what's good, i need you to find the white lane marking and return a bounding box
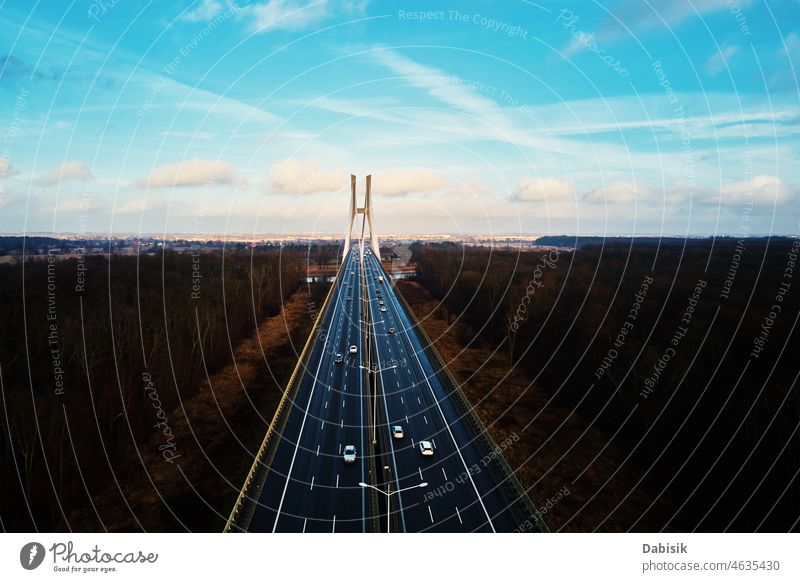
[310,476,315,491]
[402,320,498,533]
[405,415,409,423]
[411,438,415,446]
[400,396,404,404]
[432,439,436,449]
[424,416,428,425]
[338,443,342,454]
[418,467,423,480]
[428,506,434,523]
[332,515,336,532]
[324,401,328,409]
[336,474,340,488]
[320,421,324,430]
[417,397,421,404]
[456,507,462,524]
[442,468,448,480]
[316,445,320,456]
[340,419,343,428]
[272,253,350,532]
[342,400,346,408]
[303,518,307,533]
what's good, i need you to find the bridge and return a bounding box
[225,176,547,532]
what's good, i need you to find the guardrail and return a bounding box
[387,265,549,533]
[224,266,341,532]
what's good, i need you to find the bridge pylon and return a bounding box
[343,174,381,263]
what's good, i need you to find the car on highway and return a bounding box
[419,441,434,456]
[392,425,404,439]
[378,300,384,306]
[346,296,352,301]
[343,445,357,463]
[380,306,387,312]
[349,345,358,354]
[335,353,343,364]
[388,327,395,335]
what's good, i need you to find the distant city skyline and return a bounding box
[1,1,798,236]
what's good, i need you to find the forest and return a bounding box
[0,246,322,531]
[410,238,800,531]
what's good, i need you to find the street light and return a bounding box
[359,481,427,533]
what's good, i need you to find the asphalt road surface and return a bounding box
[243,246,535,532]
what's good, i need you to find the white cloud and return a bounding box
[514,178,574,202]
[0,158,20,178]
[716,175,796,206]
[268,158,347,193]
[372,167,450,196]
[564,0,754,55]
[579,175,797,207]
[238,0,366,33]
[583,181,647,204]
[134,158,238,188]
[35,161,92,185]
[182,0,224,22]
[705,46,738,76]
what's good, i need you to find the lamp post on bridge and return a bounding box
[359,480,427,533]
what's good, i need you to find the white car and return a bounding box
[392,425,404,439]
[380,306,387,312]
[343,445,357,463]
[335,353,343,364]
[349,345,358,354]
[419,441,434,456]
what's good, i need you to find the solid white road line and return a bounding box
[271,253,350,532]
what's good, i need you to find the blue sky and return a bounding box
[0,0,798,237]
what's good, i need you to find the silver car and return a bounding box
[392,425,404,439]
[419,441,434,456]
[343,445,357,463]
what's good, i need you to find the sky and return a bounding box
[0,0,798,237]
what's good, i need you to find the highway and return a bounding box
[362,251,526,532]
[247,247,368,532]
[233,245,542,533]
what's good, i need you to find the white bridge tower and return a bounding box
[343,174,381,262]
